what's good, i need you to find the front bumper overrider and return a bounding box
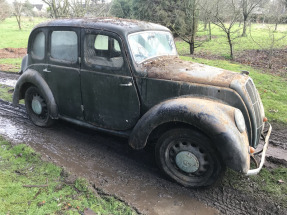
[246,122,272,176]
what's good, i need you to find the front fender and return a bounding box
[13,69,58,119]
[129,97,250,173]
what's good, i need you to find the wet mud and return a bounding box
[0,71,19,87]
[0,100,286,215]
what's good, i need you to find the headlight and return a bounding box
[234,109,246,133]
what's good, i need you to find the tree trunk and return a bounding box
[15,15,21,30]
[208,21,212,41]
[189,2,196,55]
[275,21,278,31]
[204,20,207,31]
[242,15,248,37]
[189,42,195,54]
[227,32,233,60]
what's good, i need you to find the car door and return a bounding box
[80,29,140,130]
[44,27,83,120]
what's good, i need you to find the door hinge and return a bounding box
[81,105,84,112]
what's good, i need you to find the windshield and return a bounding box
[128,31,177,64]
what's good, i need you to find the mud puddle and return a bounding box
[0,71,19,87]
[0,100,286,215]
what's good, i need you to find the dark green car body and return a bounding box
[13,18,271,187]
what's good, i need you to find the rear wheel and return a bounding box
[155,128,224,187]
[25,86,54,127]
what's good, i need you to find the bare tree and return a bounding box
[86,0,112,17]
[240,0,267,36]
[172,0,199,54]
[13,0,33,30]
[202,0,241,59]
[42,0,70,18]
[199,0,215,41]
[70,0,91,17]
[43,0,111,18]
[250,25,287,69]
[267,0,287,31]
[13,0,23,30]
[0,0,11,22]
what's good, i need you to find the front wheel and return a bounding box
[25,86,54,127]
[155,128,225,187]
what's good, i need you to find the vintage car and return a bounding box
[13,18,272,187]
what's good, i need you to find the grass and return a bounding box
[176,23,287,56]
[0,17,47,49]
[0,84,14,102]
[223,167,287,208]
[0,137,137,215]
[0,58,22,73]
[180,56,287,125]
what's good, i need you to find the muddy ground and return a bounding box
[0,48,26,72]
[0,48,26,59]
[0,72,287,215]
[187,48,287,77]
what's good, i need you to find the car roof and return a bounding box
[34,18,170,37]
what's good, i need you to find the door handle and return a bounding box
[119,82,132,87]
[43,68,51,73]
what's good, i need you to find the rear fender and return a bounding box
[129,97,250,173]
[13,69,58,119]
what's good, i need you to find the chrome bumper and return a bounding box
[246,122,272,176]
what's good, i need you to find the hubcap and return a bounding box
[31,96,43,115]
[175,151,199,173]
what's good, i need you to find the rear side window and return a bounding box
[32,32,45,59]
[51,31,78,62]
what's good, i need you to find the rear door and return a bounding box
[44,27,83,120]
[80,29,140,130]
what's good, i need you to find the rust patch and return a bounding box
[143,56,248,88]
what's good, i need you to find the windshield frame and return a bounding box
[127,30,178,64]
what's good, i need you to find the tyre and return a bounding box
[25,86,54,127]
[155,128,224,187]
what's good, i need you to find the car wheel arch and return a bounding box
[129,97,250,173]
[13,69,59,119]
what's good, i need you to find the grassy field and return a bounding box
[177,23,287,56]
[0,17,47,49]
[0,17,46,72]
[0,137,137,214]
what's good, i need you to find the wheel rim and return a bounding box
[30,93,48,119]
[32,95,43,115]
[168,139,211,177]
[175,151,199,173]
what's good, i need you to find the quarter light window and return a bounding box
[32,32,45,59]
[51,31,78,62]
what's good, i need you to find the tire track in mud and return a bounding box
[0,100,286,215]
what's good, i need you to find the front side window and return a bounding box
[128,31,177,64]
[51,31,78,62]
[32,31,45,59]
[84,33,123,69]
